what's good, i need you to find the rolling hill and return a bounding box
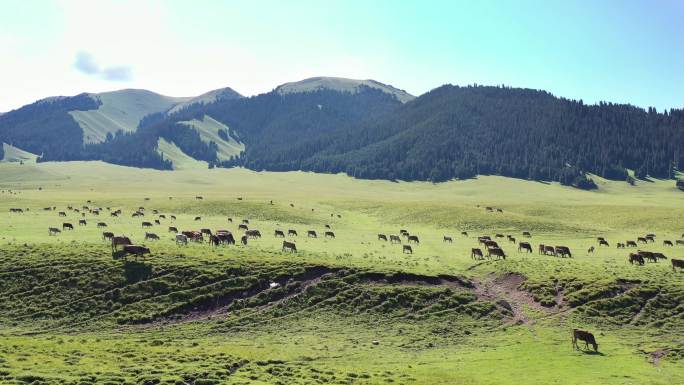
[70,89,190,143]
[0,78,682,188]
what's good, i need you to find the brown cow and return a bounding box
[78,219,87,226]
[599,240,609,247]
[487,247,506,260]
[168,226,178,233]
[461,231,469,237]
[538,244,545,255]
[97,222,107,228]
[390,235,401,244]
[141,221,152,228]
[518,242,532,253]
[522,231,531,238]
[63,223,74,230]
[122,245,150,258]
[408,235,420,244]
[555,246,572,258]
[403,245,413,254]
[238,224,249,231]
[637,237,648,244]
[194,216,202,221]
[663,240,673,246]
[484,240,499,249]
[111,236,132,250]
[209,235,221,246]
[49,227,61,236]
[629,253,645,265]
[443,236,453,243]
[544,245,555,256]
[626,240,637,247]
[145,232,159,241]
[572,329,598,352]
[274,230,285,238]
[288,229,298,237]
[201,228,212,236]
[59,211,66,217]
[308,230,317,238]
[241,235,248,245]
[378,234,388,241]
[677,240,684,246]
[282,240,297,253]
[471,248,483,260]
[246,230,262,239]
[325,231,335,238]
[672,259,684,271]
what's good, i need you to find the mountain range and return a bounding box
[1,77,682,188]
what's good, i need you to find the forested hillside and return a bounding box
[1,81,682,189]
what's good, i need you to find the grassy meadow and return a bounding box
[0,161,682,385]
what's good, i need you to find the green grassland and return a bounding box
[0,161,682,385]
[177,115,244,161]
[1,143,37,164]
[69,90,189,144]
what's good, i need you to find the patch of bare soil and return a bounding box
[648,349,668,366]
[473,272,553,326]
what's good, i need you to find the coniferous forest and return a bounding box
[1,84,682,189]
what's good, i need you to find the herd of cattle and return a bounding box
[6,202,684,270]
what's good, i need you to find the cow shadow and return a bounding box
[122,260,153,284]
[580,350,606,356]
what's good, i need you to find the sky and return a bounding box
[1,0,683,112]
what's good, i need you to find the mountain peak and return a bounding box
[275,76,415,103]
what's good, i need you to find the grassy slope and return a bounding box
[276,77,416,103]
[69,90,189,144]
[156,138,208,170]
[168,87,243,114]
[0,161,682,385]
[178,115,244,161]
[1,143,38,163]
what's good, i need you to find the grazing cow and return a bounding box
[102,231,114,240]
[616,243,625,249]
[677,240,684,246]
[209,235,221,246]
[242,219,249,224]
[572,329,598,352]
[175,234,188,245]
[509,237,516,244]
[59,211,66,217]
[672,259,684,271]
[111,236,132,251]
[63,223,74,230]
[170,215,176,221]
[97,222,107,228]
[288,229,298,237]
[443,236,453,243]
[141,221,152,228]
[487,247,506,260]
[555,246,572,258]
[495,234,504,238]
[461,231,469,237]
[522,231,531,238]
[629,253,645,265]
[597,237,605,242]
[599,240,609,247]
[154,219,160,225]
[544,245,556,256]
[48,227,61,236]
[217,232,235,245]
[403,245,413,254]
[168,226,178,233]
[241,235,248,245]
[325,224,331,229]
[408,235,420,244]
[308,230,317,238]
[626,240,637,247]
[111,212,119,217]
[78,219,87,226]
[390,235,401,244]
[637,237,648,244]
[282,240,297,253]
[246,230,262,239]
[325,231,335,238]
[145,232,159,241]
[122,245,151,258]
[201,228,212,236]
[274,230,285,238]
[518,242,532,253]
[663,240,673,247]
[238,224,248,231]
[194,216,202,221]
[159,214,166,219]
[496,208,503,213]
[471,248,483,260]
[645,235,655,243]
[588,246,595,253]
[378,234,388,241]
[484,240,499,249]
[227,217,233,223]
[485,207,493,212]
[196,196,203,200]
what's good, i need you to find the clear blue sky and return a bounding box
[1,0,682,111]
